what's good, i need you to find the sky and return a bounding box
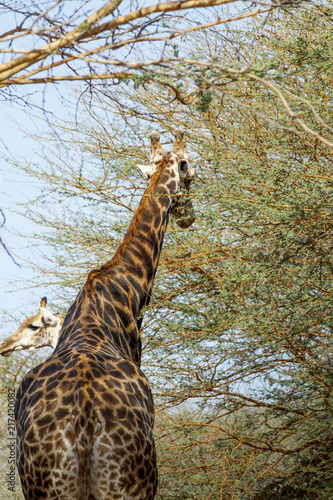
[0,89,53,337]
[0,3,105,340]
[0,1,115,339]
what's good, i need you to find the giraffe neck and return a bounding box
[57,156,176,365]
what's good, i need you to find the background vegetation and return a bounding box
[1,1,333,499]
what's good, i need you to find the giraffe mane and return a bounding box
[85,154,169,287]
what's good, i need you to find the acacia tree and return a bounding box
[0,0,286,264]
[2,2,333,500]
[0,0,275,91]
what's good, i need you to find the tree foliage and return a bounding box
[2,2,333,499]
[0,0,276,94]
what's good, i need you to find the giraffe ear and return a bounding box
[187,166,196,180]
[41,312,58,328]
[137,164,155,180]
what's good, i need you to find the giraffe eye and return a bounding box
[178,160,188,172]
[28,324,40,331]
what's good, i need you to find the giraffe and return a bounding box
[0,297,64,357]
[14,128,195,500]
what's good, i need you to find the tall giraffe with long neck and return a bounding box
[14,129,195,500]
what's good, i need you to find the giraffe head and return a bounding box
[0,297,64,357]
[138,128,195,228]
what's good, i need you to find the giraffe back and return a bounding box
[15,344,157,499]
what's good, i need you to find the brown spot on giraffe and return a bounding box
[10,129,195,500]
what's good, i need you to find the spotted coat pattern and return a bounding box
[14,129,195,500]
